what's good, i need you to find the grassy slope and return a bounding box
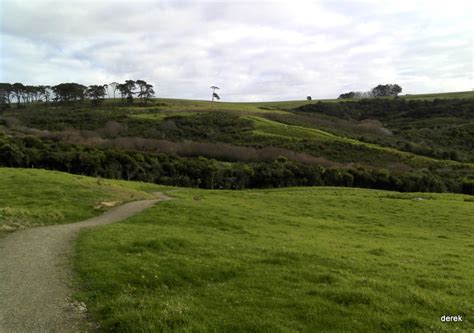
[104,90,474,113]
[75,186,474,332]
[122,95,474,170]
[0,168,166,235]
[116,99,292,115]
[247,115,474,170]
[145,91,474,108]
[400,91,474,100]
[5,90,473,168]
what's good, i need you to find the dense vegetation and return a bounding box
[0,80,155,109]
[75,187,474,332]
[338,83,402,99]
[1,133,473,194]
[1,92,473,194]
[289,97,474,162]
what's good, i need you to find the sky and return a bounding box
[0,0,472,101]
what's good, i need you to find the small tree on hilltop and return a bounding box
[210,86,220,102]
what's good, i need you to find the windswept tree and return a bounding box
[87,84,107,106]
[0,83,12,109]
[136,80,147,101]
[11,83,25,108]
[116,83,125,102]
[136,80,155,104]
[210,85,220,102]
[23,85,38,104]
[124,80,136,104]
[37,85,52,105]
[115,80,136,104]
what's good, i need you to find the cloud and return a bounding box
[0,0,472,101]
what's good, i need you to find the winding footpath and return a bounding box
[0,193,170,333]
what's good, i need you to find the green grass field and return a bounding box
[75,186,474,332]
[0,168,165,236]
[400,91,474,100]
[101,90,474,114]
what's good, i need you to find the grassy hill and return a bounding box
[0,168,165,237]
[1,168,472,331]
[73,183,473,332]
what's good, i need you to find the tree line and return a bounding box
[1,134,472,194]
[338,84,402,99]
[0,80,155,109]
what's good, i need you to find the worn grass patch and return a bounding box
[0,167,167,235]
[75,187,474,332]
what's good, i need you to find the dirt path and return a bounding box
[0,193,171,333]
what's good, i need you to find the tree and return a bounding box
[52,83,87,104]
[306,96,312,100]
[87,85,107,106]
[136,80,155,104]
[37,85,52,105]
[23,85,38,104]
[11,83,25,108]
[338,91,357,99]
[123,80,136,104]
[116,83,127,103]
[0,83,12,109]
[371,84,402,97]
[210,86,220,102]
[391,84,402,96]
[109,82,119,99]
[338,90,374,99]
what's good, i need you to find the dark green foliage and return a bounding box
[135,80,155,104]
[11,83,25,107]
[294,98,474,162]
[9,108,124,131]
[86,85,107,106]
[0,83,12,110]
[0,134,470,194]
[338,91,357,99]
[296,98,473,121]
[52,83,87,104]
[371,83,402,97]
[168,112,253,141]
[1,89,472,194]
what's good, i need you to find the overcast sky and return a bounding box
[1,0,472,101]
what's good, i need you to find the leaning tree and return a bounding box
[136,80,155,104]
[210,85,220,102]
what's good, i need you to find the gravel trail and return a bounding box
[0,194,170,333]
